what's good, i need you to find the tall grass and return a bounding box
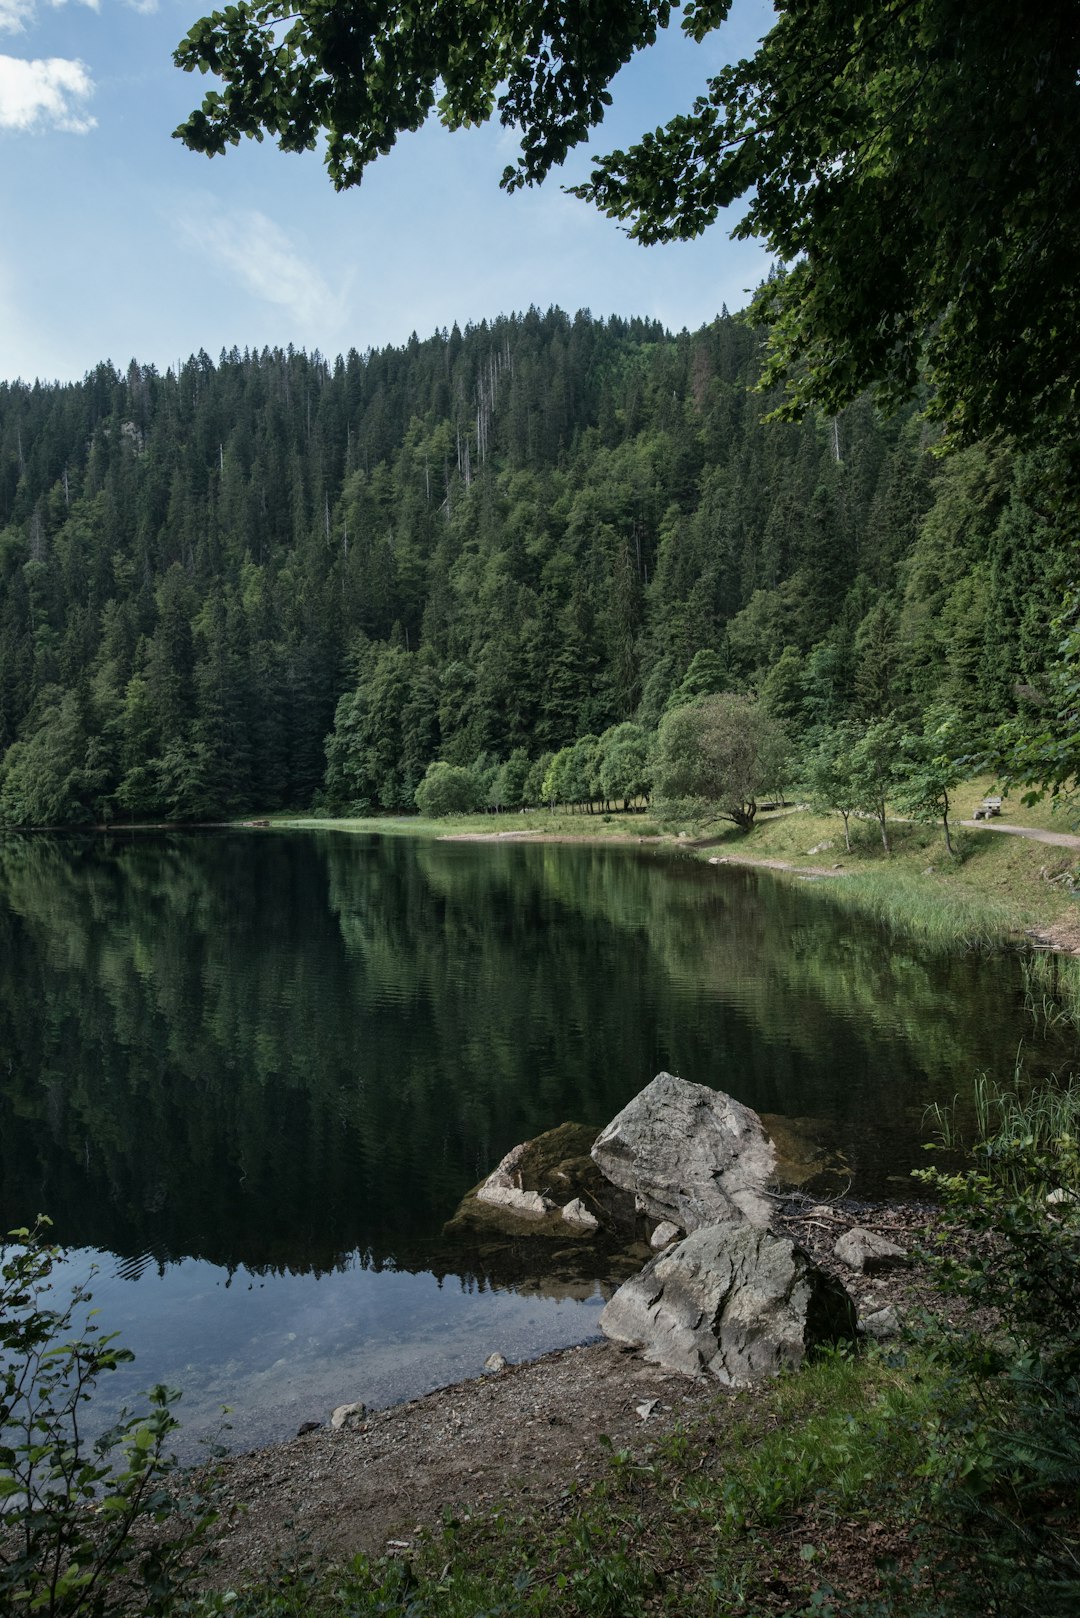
[1021,951,1080,1034]
[813,867,1019,950]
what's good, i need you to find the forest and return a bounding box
[0,305,1070,826]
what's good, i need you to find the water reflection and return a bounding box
[0,830,1065,1273]
[0,829,1068,1446]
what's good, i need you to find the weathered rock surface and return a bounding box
[599,1219,857,1385]
[330,1401,367,1431]
[649,1219,681,1250]
[475,1141,556,1218]
[858,1305,902,1341]
[439,1122,650,1293]
[591,1072,777,1231]
[475,1182,552,1218]
[834,1226,908,1275]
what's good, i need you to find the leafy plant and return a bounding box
[915,1077,1080,1615]
[0,1219,217,1617]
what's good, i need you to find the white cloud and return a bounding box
[175,204,349,332]
[0,0,99,32]
[0,0,35,31]
[0,53,95,131]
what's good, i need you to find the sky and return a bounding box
[0,0,775,384]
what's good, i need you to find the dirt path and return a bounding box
[959,820,1080,848]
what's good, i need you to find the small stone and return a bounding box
[834,1226,908,1274]
[1046,1187,1075,1206]
[650,1219,681,1250]
[859,1305,901,1341]
[330,1400,367,1431]
[636,1398,660,1420]
[296,1420,322,1436]
[561,1197,599,1230]
[484,1352,507,1374]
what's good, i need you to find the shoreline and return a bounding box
[199,1193,936,1590]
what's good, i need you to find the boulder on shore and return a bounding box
[599,1219,857,1385]
[591,1072,777,1232]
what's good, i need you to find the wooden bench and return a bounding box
[972,797,1002,820]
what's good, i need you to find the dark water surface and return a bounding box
[0,830,1063,1452]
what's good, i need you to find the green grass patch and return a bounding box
[701,802,1080,949]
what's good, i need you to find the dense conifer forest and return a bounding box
[0,307,1069,825]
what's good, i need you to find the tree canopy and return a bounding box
[173,0,1080,447]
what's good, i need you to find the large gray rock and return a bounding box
[599,1220,857,1386]
[591,1073,777,1231]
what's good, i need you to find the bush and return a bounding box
[0,1220,217,1616]
[914,1077,1080,1616]
[413,762,481,817]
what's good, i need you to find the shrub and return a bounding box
[413,762,481,817]
[0,1219,217,1616]
[915,1077,1080,1615]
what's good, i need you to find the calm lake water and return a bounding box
[0,829,1068,1454]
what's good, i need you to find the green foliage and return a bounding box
[801,721,863,852]
[998,591,1080,817]
[0,319,1071,829]
[915,1077,1080,1615]
[175,3,1080,451]
[0,1220,217,1617]
[414,761,481,818]
[848,718,904,852]
[895,708,966,856]
[654,692,789,830]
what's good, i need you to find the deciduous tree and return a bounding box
[654,691,788,830]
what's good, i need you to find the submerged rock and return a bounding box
[599,1219,857,1385]
[591,1072,777,1231]
[438,1121,648,1293]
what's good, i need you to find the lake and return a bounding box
[0,829,1065,1455]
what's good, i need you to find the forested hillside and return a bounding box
[0,307,1069,825]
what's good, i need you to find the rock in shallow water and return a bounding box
[599,1219,857,1385]
[591,1072,777,1231]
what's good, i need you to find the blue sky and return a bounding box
[0,0,774,384]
